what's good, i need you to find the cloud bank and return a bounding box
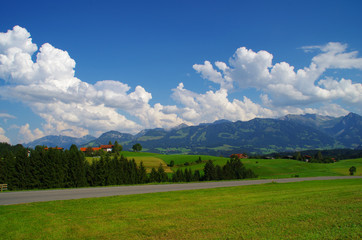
[0,26,186,142]
[0,127,10,143]
[0,26,361,143]
[193,43,362,107]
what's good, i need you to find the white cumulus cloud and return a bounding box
[192,42,362,111]
[0,127,11,143]
[0,26,189,141]
[171,82,275,124]
[0,113,16,119]
[18,124,44,143]
[0,26,361,144]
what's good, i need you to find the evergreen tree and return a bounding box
[215,165,223,180]
[66,145,87,187]
[295,152,302,161]
[0,152,16,190]
[129,159,138,184]
[14,148,29,189]
[149,168,158,182]
[193,170,201,181]
[184,168,193,182]
[203,160,216,181]
[95,156,106,186]
[169,160,175,167]
[117,155,127,184]
[157,164,168,182]
[86,159,97,186]
[315,151,323,162]
[138,161,148,183]
[172,168,185,182]
[112,141,123,155]
[104,154,112,185]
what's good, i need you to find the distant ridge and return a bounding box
[25,113,362,154]
[24,135,96,149]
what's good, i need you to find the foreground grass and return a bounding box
[0,179,361,239]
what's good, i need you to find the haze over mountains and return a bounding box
[24,113,362,155]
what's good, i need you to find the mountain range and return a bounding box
[24,135,96,149]
[24,113,362,155]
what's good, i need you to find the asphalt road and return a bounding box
[1,176,361,205]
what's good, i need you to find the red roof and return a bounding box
[80,147,102,152]
[230,153,248,159]
[100,145,114,149]
[44,147,63,150]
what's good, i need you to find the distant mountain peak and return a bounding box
[213,119,231,124]
[24,112,362,153]
[169,123,189,131]
[346,112,360,118]
[24,134,96,149]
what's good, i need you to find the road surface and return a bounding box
[0,176,361,205]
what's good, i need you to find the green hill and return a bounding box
[98,151,362,179]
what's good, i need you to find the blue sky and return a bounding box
[0,0,362,144]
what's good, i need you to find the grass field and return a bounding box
[87,152,362,178]
[0,179,361,239]
[176,157,362,178]
[131,157,173,173]
[244,158,362,178]
[120,151,227,165]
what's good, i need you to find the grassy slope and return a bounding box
[0,179,361,239]
[244,158,362,178]
[120,151,227,165]
[88,152,362,178]
[175,157,362,178]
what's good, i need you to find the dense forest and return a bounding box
[0,143,256,190]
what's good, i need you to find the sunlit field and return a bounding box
[1,179,361,239]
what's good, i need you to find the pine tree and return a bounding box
[157,164,168,182]
[295,152,302,161]
[65,145,87,188]
[149,168,158,182]
[215,165,223,180]
[112,141,122,155]
[193,170,201,181]
[184,168,193,182]
[138,161,148,183]
[203,160,216,181]
[315,151,323,162]
[172,168,184,182]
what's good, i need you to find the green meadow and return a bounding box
[0,179,361,239]
[87,151,362,178]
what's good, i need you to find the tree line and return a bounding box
[0,143,256,190]
[264,148,362,162]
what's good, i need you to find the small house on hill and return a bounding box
[303,155,312,162]
[100,145,114,152]
[230,153,248,159]
[80,147,102,153]
[44,147,64,151]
